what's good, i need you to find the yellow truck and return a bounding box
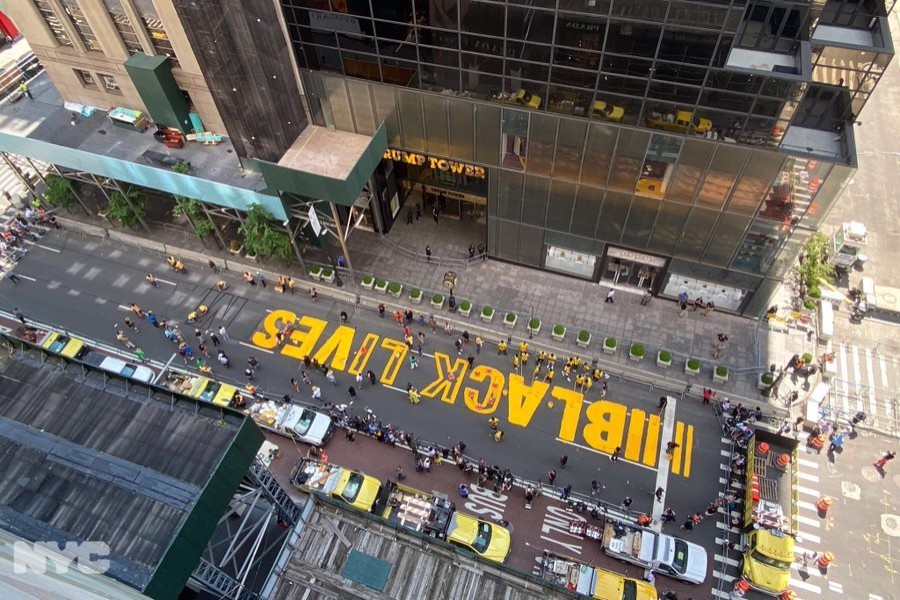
[165,371,237,407]
[539,551,658,600]
[741,430,799,596]
[374,481,512,563]
[40,332,88,359]
[291,458,382,512]
[645,110,712,135]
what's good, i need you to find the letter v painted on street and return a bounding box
[420,352,468,404]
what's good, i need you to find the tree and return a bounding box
[173,196,215,239]
[43,174,77,210]
[107,185,145,229]
[797,232,833,294]
[239,203,292,261]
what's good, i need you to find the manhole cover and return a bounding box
[882,514,900,537]
[841,481,861,500]
[862,466,883,482]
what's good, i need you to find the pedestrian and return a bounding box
[681,518,695,531]
[467,355,475,368]
[623,496,633,508]
[348,386,357,402]
[547,469,557,485]
[301,371,311,386]
[208,259,219,273]
[454,338,462,355]
[145,273,159,288]
[559,454,568,468]
[367,370,377,385]
[311,385,322,401]
[713,333,729,359]
[244,367,255,381]
[605,289,615,303]
[290,377,300,392]
[345,428,355,443]
[703,387,715,405]
[248,356,259,370]
[218,326,229,342]
[478,243,485,260]
[146,311,159,328]
[123,317,140,332]
[654,487,665,502]
[591,480,603,495]
[679,299,688,317]
[610,446,621,462]
[19,82,33,100]
[640,290,652,306]
[704,301,715,316]
[874,450,896,470]
[425,244,432,262]
[209,331,220,347]
[13,307,26,324]
[217,351,230,368]
[340,310,348,324]
[827,432,845,454]
[355,372,364,388]
[662,508,676,523]
[130,303,145,318]
[309,287,318,302]
[257,271,266,287]
[326,369,337,386]
[378,303,385,318]
[561,484,572,500]
[135,348,145,363]
[658,396,668,414]
[432,207,439,224]
[409,354,418,370]
[666,441,680,456]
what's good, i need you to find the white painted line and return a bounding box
[714,554,741,568]
[798,485,820,497]
[870,593,884,600]
[829,581,843,592]
[650,397,677,524]
[852,345,864,412]
[798,471,819,483]
[36,244,60,253]
[555,437,657,472]
[711,589,731,599]
[798,500,818,512]
[720,436,732,444]
[713,570,735,582]
[788,577,821,594]
[798,457,819,470]
[239,341,273,354]
[118,304,131,311]
[865,348,878,416]
[13,273,36,281]
[797,515,821,528]
[721,449,733,458]
[839,343,850,413]
[797,530,820,544]
[156,278,176,286]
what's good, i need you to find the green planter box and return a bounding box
[459,300,472,317]
[685,358,701,376]
[551,325,566,342]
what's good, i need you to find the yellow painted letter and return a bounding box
[251,309,296,350]
[421,352,469,404]
[506,374,549,428]
[581,400,627,453]
[552,386,584,442]
[379,338,408,386]
[312,325,355,371]
[464,366,505,414]
[282,315,327,361]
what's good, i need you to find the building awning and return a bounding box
[257,124,387,206]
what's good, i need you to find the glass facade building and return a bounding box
[277,0,893,316]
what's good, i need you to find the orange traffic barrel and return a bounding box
[816,496,834,514]
[776,453,791,468]
[780,591,797,600]
[809,434,825,450]
[817,552,835,568]
[758,442,770,455]
[733,579,751,593]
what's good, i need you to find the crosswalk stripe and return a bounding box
[714,553,741,567]
[789,577,822,594]
[797,529,820,544]
[713,569,735,582]
[797,514,821,528]
[838,343,850,412]
[865,348,878,415]
[798,457,819,469]
[711,589,731,599]
[798,484,819,497]
[798,500,817,512]
[798,471,819,483]
[852,345,864,412]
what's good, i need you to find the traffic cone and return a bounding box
[779,590,797,600]
[816,551,835,570]
[816,496,834,517]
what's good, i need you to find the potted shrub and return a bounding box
[308,265,322,280]
[320,267,335,284]
[685,358,701,375]
[481,306,495,323]
[431,293,445,309]
[361,275,375,290]
[551,324,566,342]
[758,371,775,391]
[459,300,472,317]
[603,337,617,355]
[629,343,645,362]
[387,281,402,298]
[409,288,422,304]
[527,318,541,335]
[504,312,517,329]
[801,352,814,365]
[228,239,244,256]
[374,279,388,294]
[657,350,672,368]
[577,330,591,348]
[713,365,729,383]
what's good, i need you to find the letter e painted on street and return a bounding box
[581,400,627,453]
[464,365,505,414]
[282,315,327,361]
[506,374,548,428]
[251,309,296,350]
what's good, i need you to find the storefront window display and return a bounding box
[662,274,748,312]
[545,245,598,279]
[601,246,667,290]
[389,149,488,221]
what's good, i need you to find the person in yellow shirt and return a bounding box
[519,341,529,354]
[575,374,585,391]
[513,353,520,371]
[548,353,557,368]
[585,377,593,394]
[498,340,508,355]
[533,364,541,382]
[562,364,571,381]
[544,368,555,383]
[521,351,529,366]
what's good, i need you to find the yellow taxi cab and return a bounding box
[445,512,512,564]
[42,332,87,359]
[592,100,625,123]
[592,568,658,600]
[333,469,382,512]
[741,530,793,594]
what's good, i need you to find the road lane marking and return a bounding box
[798,457,819,469]
[797,515,821,528]
[865,348,877,416]
[239,341,273,354]
[651,397,676,524]
[852,344,863,412]
[555,438,657,472]
[839,343,850,412]
[798,471,819,483]
[36,244,61,253]
[13,274,36,281]
[714,554,740,568]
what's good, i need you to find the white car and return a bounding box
[281,406,334,446]
[652,535,708,585]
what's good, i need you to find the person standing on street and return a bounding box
[610,446,621,462]
[559,454,568,468]
[19,82,33,100]
[605,289,615,303]
[547,469,557,485]
[218,325,229,342]
[425,245,432,262]
[14,307,26,324]
[874,450,896,471]
[432,207,439,224]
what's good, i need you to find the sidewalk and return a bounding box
[41,208,815,413]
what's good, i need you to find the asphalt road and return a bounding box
[0,230,732,594]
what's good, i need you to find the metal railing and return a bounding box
[376,233,485,269]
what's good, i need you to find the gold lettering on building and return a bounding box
[384,149,485,179]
